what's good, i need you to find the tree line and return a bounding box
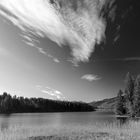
[0,92,94,113]
[115,73,140,117]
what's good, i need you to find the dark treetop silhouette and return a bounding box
[0,92,94,114]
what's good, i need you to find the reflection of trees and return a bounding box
[0,114,11,131]
[116,116,140,126]
[116,117,128,125]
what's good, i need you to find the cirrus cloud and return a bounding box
[0,0,116,63]
[36,85,65,100]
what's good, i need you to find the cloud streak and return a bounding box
[123,57,140,61]
[81,74,101,82]
[96,57,140,62]
[22,34,60,63]
[0,0,116,63]
[36,85,65,100]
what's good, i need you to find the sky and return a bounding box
[0,0,139,102]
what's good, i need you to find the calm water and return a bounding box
[0,111,125,130]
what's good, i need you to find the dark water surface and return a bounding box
[0,111,126,130]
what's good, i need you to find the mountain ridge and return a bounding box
[89,96,118,110]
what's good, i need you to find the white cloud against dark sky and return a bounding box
[0,0,116,63]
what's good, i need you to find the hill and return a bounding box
[90,97,118,111]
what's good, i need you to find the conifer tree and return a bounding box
[124,72,135,116]
[115,90,126,115]
[133,75,140,116]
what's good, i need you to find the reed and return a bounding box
[0,121,140,140]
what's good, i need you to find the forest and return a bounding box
[0,92,94,113]
[115,73,140,117]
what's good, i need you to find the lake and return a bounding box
[0,111,127,131]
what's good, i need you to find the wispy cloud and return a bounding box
[36,85,65,100]
[123,57,140,61]
[22,34,47,55]
[0,0,116,64]
[33,47,60,63]
[81,74,101,82]
[22,35,60,63]
[94,57,140,62]
[53,58,60,63]
[47,54,60,63]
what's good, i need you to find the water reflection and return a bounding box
[0,114,11,131]
[116,116,140,126]
[116,117,129,125]
[0,111,140,130]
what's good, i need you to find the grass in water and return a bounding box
[0,121,140,140]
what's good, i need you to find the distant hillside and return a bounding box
[90,97,118,110]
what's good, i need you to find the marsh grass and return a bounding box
[0,121,140,140]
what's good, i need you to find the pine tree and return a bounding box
[124,72,135,116]
[115,90,126,115]
[133,75,140,116]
